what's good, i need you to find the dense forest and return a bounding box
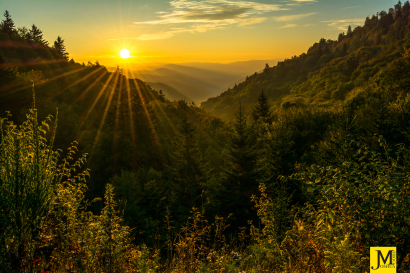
[1,1,410,272]
[202,1,410,121]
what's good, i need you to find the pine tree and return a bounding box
[347,25,352,34]
[252,90,273,123]
[53,36,69,60]
[169,101,206,210]
[264,63,269,73]
[219,103,258,225]
[0,10,15,35]
[29,24,48,45]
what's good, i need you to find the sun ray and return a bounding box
[57,66,106,102]
[35,67,107,109]
[67,68,108,106]
[77,71,116,131]
[124,75,137,169]
[0,66,88,98]
[126,63,179,137]
[112,69,124,173]
[89,69,120,161]
[127,65,160,144]
[125,73,136,145]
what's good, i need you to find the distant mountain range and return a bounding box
[146,82,192,102]
[107,59,282,103]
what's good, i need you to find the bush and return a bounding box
[0,95,157,272]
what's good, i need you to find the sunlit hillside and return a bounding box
[202,5,410,120]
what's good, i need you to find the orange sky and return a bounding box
[2,0,400,66]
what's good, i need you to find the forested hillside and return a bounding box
[202,1,410,120]
[1,2,410,272]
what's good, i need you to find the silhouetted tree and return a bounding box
[0,10,15,35]
[338,32,345,42]
[264,63,269,73]
[395,1,402,18]
[30,24,48,45]
[53,36,69,60]
[347,25,352,35]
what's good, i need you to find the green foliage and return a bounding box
[3,2,410,272]
[0,98,154,272]
[299,137,410,269]
[202,2,410,120]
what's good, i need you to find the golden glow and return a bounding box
[120,49,130,59]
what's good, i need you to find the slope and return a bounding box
[201,2,410,120]
[147,81,192,102]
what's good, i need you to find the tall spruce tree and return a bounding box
[29,24,48,45]
[252,90,273,123]
[53,36,69,60]
[219,103,258,226]
[0,10,15,35]
[169,100,206,211]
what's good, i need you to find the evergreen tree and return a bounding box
[347,25,352,34]
[169,101,206,210]
[17,26,31,41]
[338,32,345,42]
[53,36,69,60]
[0,10,15,35]
[29,24,48,45]
[264,63,269,73]
[252,90,273,123]
[219,103,258,225]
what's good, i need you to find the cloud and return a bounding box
[138,32,177,40]
[238,17,267,26]
[323,18,364,30]
[273,12,317,22]
[110,0,316,40]
[127,0,290,40]
[133,0,286,25]
[279,24,297,28]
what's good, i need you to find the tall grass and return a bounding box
[0,86,146,272]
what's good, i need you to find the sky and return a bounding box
[1,0,400,66]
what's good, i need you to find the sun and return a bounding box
[120,49,130,59]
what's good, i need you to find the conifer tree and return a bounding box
[0,10,15,35]
[52,36,69,60]
[169,101,205,210]
[347,25,352,34]
[264,63,269,73]
[227,103,257,185]
[219,103,258,224]
[29,24,48,45]
[252,90,273,123]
